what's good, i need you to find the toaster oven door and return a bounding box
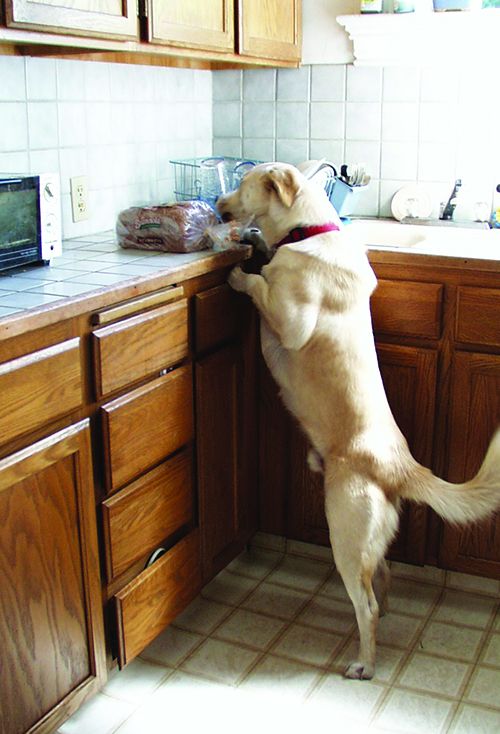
[0,176,41,272]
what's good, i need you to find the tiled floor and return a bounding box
[59,534,500,734]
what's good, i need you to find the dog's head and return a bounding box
[217,162,303,228]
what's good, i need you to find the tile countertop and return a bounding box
[0,232,252,339]
[1,227,499,338]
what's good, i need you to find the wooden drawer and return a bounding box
[194,284,239,353]
[0,338,82,446]
[371,279,443,339]
[102,449,194,580]
[115,529,201,667]
[455,286,500,348]
[92,298,188,398]
[101,365,194,492]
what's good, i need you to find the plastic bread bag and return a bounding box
[202,219,254,251]
[116,201,218,253]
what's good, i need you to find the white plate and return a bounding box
[391,185,432,221]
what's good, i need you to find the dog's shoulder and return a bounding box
[270,231,377,296]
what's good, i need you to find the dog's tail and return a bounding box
[400,428,500,525]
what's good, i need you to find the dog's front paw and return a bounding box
[343,661,375,680]
[228,265,247,292]
[307,449,324,474]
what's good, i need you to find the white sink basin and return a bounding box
[347,219,427,248]
[347,218,499,256]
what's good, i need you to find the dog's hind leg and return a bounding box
[372,559,391,617]
[324,464,399,680]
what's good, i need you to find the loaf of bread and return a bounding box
[116,201,218,253]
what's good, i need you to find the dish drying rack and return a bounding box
[170,156,369,218]
[170,156,261,208]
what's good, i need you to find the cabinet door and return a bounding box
[377,344,438,564]
[0,421,105,734]
[238,0,301,62]
[440,352,500,578]
[148,0,234,51]
[286,343,438,560]
[4,0,138,39]
[288,419,329,545]
[196,343,257,582]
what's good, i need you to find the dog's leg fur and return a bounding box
[228,266,319,351]
[324,462,399,679]
[372,559,391,617]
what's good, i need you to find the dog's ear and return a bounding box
[265,167,301,208]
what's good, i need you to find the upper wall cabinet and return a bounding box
[3,0,138,39]
[1,0,302,66]
[238,0,301,62]
[147,0,234,52]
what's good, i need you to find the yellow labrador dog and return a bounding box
[217,162,500,680]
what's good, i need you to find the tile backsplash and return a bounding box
[0,56,212,238]
[213,65,499,222]
[1,56,498,236]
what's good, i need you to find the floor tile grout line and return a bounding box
[364,583,449,729]
[231,559,333,690]
[447,601,500,729]
[95,542,500,734]
[168,549,310,686]
[103,665,178,734]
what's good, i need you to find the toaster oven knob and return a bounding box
[44,182,55,200]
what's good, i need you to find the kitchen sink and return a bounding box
[347,218,498,252]
[347,219,427,248]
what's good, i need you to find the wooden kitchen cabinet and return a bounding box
[100,366,194,493]
[436,285,500,576]
[370,265,500,577]
[0,421,106,734]
[194,284,258,582]
[92,295,188,399]
[115,529,201,667]
[92,288,201,668]
[0,336,83,447]
[259,260,500,580]
[147,0,234,52]
[238,0,302,62]
[0,250,254,729]
[1,0,301,66]
[376,343,437,564]
[3,0,138,39]
[439,352,500,577]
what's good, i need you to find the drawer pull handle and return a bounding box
[93,285,184,325]
[145,547,167,568]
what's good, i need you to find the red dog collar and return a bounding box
[274,222,340,248]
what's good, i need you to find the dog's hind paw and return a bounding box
[343,661,375,680]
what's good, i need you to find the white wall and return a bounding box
[212,64,498,221]
[0,56,212,238]
[301,0,356,64]
[1,44,497,235]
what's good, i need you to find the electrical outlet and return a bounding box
[70,176,89,222]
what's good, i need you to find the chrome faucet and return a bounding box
[440,179,462,220]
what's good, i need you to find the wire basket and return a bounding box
[170,156,261,208]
